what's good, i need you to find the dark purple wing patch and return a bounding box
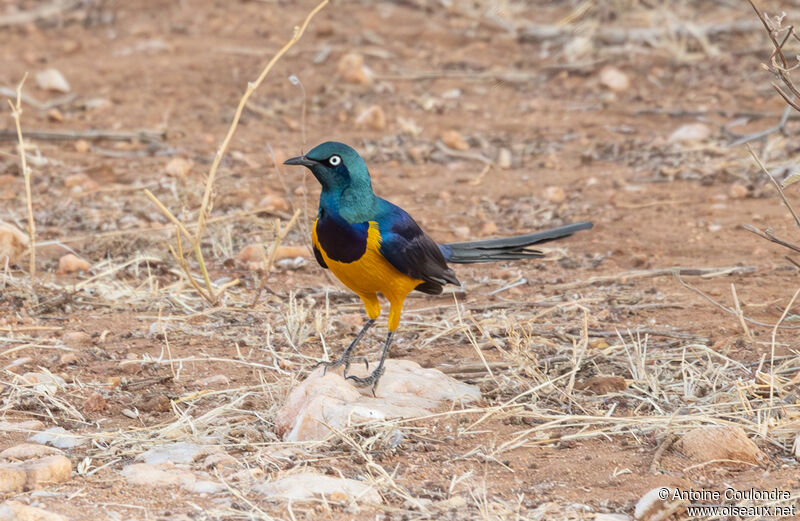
[315,211,369,263]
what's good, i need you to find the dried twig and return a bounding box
[0,128,165,143]
[5,75,36,277]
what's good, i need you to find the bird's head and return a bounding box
[284,142,373,195]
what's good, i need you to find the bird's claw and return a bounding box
[345,365,385,397]
[315,355,370,377]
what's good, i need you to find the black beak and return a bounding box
[284,156,318,168]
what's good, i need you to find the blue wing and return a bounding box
[376,200,460,294]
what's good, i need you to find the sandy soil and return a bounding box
[1,0,799,519]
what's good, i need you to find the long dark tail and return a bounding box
[438,221,593,264]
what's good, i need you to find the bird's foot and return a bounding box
[346,365,385,397]
[315,355,369,377]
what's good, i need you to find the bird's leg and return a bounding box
[316,319,375,376]
[346,330,393,396]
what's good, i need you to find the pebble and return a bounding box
[29,427,86,449]
[576,375,627,395]
[56,254,90,275]
[0,500,67,521]
[337,53,373,85]
[0,444,71,492]
[668,123,711,143]
[273,245,310,261]
[355,105,386,130]
[677,425,767,466]
[275,359,480,442]
[497,148,512,169]
[441,130,469,151]
[599,66,630,92]
[258,193,290,213]
[63,173,98,193]
[121,463,222,494]
[62,331,92,346]
[35,69,70,93]
[82,392,107,413]
[164,158,193,178]
[0,221,29,267]
[728,183,749,199]
[255,471,382,504]
[543,186,567,204]
[195,374,230,387]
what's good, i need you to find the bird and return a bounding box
[284,142,592,393]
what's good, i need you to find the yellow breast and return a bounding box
[312,220,422,303]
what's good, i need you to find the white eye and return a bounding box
[328,155,342,166]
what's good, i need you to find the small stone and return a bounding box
[273,245,310,261]
[275,360,480,442]
[136,394,171,413]
[668,123,711,143]
[480,221,498,235]
[58,353,77,365]
[29,427,85,449]
[355,105,386,130]
[121,463,222,493]
[497,148,512,169]
[35,69,70,93]
[337,53,373,85]
[441,130,469,151]
[255,471,382,504]
[576,375,626,395]
[46,109,63,122]
[599,66,630,92]
[74,140,90,153]
[0,444,63,461]
[121,408,138,419]
[0,421,43,434]
[63,173,98,193]
[56,254,90,275]
[0,500,67,521]
[138,442,218,465]
[258,193,290,213]
[589,338,609,349]
[729,183,748,199]
[0,467,26,494]
[634,487,686,521]
[164,158,193,178]
[20,456,71,488]
[62,331,92,346]
[195,374,230,387]
[21,373,66,395]
[82,392,107,413]
[543,186,567,204]
[0,221,29,267]
[453,226,470,239]
[678,425,767,466]
[236,244,265,271]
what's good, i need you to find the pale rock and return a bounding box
[273,245,310,261]
[355,105,386,130]
[453,226,470,239]
[138,442,219,465]
[20,373,66,395]
[29,427,86,449]
[543,186,567,204]
[255,471,382,504]
[0,466,26,493]
[337,53,373,85]
[0,500,67,521]
[564,36,594,62]
[678,425,767,466]
[599,66,630,92]
[62,331,92,346]
[728,183,748,199]
[497,148,512,169]
[64,173,98,193]
[258,193,290,213]
[0,221,29,267]
[46,109,63,123]
[35,69,70,93]
[596,514,632,521]
[0,421,43,434]
[164,158,193,178]
[441,130,469,151]
[668,123,711,143]
[19,456,71,488]
[202,452,237,471]
[196,374,230,387]
[56,254,90,275]
[0,443,71,492]
[634,487,686,521]
[121,463,222,494]
[236,244,265,271]
[275,359,480,442]
[0,444,63,461]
